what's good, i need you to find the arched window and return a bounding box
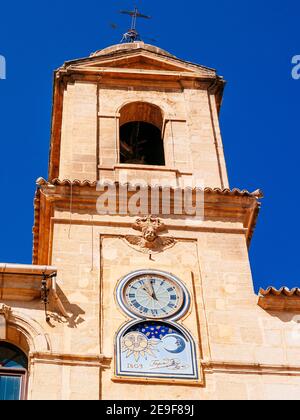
[0,342,28,400]
[119,102,165,166]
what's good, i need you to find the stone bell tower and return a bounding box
[12,36,294,401]
[31,40,265,399]
[48,42,228,189]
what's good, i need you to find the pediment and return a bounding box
[66,50,216,77]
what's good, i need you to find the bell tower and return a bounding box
[33,40,263,399]
[1,6,300,401]
[49,42,228,189]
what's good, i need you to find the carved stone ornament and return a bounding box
[0,304,12,320]
[124,216,176,254]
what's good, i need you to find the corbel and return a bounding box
[0,304,12,340]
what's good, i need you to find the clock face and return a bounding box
[123,274,184,319]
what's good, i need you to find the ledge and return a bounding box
[33,178,262,264]
[30,352,112,368]
[98,164,193,176]
[0,264,56,276]
[258,287,300,311]
[36,177,263,198]
[0,264,57,302]
[202,359,300,376]
[0,264,67,318]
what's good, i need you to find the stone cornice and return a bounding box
[0,264,57,304]
[36,177,263,198]
[32,178,262,265]
[63,46,217,77]
[30,352,112,368]
[258,287,300,311]
[202,360,300,376]
[55,67,217,86]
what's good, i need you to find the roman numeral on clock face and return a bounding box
[123,274,185,319]
[132,300,140,309]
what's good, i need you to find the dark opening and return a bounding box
[0,342,28,401]
[0,342,28,370]
[120,122,165,166]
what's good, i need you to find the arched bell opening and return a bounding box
[119,102,165,166]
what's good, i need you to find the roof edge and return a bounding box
[36,177,263,198]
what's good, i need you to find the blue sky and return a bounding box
[0,0,299,292]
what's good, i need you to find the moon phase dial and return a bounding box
[120,271,188,320]
[116,271,198,381]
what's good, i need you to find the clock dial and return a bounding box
[123,274,183,319]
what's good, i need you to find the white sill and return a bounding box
[98,164,192,175]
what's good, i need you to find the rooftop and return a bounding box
[91,42,176,59]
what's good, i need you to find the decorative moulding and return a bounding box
[0,304,11,340]
[0,304,12,320]
[124,216,176,255]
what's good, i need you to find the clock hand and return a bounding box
[142,286,152,297]
[149,279,158,301]
[142,281,154,298]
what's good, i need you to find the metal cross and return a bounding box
[120,7,151,43]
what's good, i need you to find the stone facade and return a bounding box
[1,42,300,400]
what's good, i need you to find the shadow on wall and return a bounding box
[48,284,86,329]
[266,310,300,324]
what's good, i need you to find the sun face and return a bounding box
[121,332,160,362]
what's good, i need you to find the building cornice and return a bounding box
[36,177,263,198]
[32,178,262,265]
[30,352,112,368]
[202,360,300,376]
[0,263,56,303]
[258,287,300,311]
[63,45,217,76]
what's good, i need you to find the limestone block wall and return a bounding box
[29,362,100,400]
[50,221,101,356]
[58,81,228,189]
[198,231,300,369]
[59,82,98,180]
[183,88,228,188]
[20,210,297,400]
[0,302,101,400]
[4,216,300,399]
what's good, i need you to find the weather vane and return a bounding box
[120,6,151,43]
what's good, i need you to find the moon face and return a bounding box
[162,334,186,354]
